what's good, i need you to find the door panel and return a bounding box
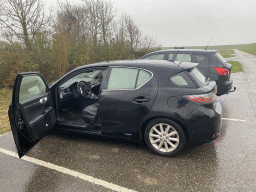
[8,73,56,158]
[20,92,55,142]
[99,67,158,138]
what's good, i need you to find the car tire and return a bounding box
[144,118,187,157]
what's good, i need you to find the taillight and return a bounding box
[184,93,216,104]
[214,67,229,75]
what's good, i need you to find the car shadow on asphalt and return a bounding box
[50,129,218,159]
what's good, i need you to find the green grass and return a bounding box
[0,89,12,134]
[219,49,235,58]
[236,43,256,56]
[161,44,243,51]
[162,42,256,56]
[228,61,243,73]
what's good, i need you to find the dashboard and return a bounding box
[58,77,101,100]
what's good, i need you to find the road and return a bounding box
[0,49,256,192]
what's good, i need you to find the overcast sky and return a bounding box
[45,0,256,47]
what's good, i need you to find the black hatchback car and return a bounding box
[8,60,222,157]
[140,49,235,96]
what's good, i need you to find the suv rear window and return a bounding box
[189,68,206,87]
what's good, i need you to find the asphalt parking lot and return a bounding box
[1,49,256,192]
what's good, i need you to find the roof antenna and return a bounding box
[169,50,179,62]
[205,36,214,50]
[178,60,182,67]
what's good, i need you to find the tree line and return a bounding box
[0,0,159,88]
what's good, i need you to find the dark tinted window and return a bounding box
[194,54,208,72]
[169,72,197,88]
[195,54,207,63]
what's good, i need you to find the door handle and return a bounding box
[132,97,150,103]
[39,97,48,104]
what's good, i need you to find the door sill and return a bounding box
[55,127,102,135]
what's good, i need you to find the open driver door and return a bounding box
[8,73,56,158]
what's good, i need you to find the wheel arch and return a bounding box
[139,115,189,143]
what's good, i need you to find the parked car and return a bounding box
[140,49,236,96]
[8,60,222,157]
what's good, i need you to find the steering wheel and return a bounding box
[77,81,91,98]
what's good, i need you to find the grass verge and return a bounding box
[237,43,256,56]
[0,89,12,134]
[162,42,256,56]
[228,61,243,73]
[218,49,235,58]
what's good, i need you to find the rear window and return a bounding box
[189,68,206,87]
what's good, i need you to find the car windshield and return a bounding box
[60,70,102,88]
[75,71,97,78]
[215,52,227,63]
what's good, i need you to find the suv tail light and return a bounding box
[184,92,216,104]
[214,67,229,75]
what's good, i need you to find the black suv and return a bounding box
[140,49,235,96]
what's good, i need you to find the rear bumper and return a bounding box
[217,79,233,96]
[184,99,222,146]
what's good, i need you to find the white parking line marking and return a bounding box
[222,118,246,122]
[0,148,137,192]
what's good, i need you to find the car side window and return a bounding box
[169,72,197,88]
[194,54,208,66]
[195,55,206,62]
[19,76,46,102]
[193,54,209,73]
[168,53,175,60]
[171,75,188,86]
[143,54,164,60]
[136,70,151,88]
[107,68,138,89]
[174,54,192,62]
[107,68,152,90]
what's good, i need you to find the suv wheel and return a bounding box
[144,118,186,157]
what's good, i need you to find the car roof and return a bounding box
[76,59,198,71]
[60,59,198,82]
[50,60,199,88]
[146,49,218,54]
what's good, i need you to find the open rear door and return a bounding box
[8,72,56,158]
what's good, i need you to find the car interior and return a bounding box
[56,69,106,125]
